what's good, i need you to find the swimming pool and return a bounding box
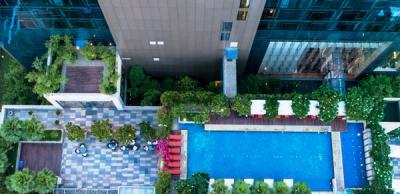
[341,123,368,188]
[182,124,334,191]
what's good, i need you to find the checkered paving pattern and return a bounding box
[6,107,160,189]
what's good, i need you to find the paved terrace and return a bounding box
[5,106,160,189]
[207,113,347,132]
[64,66,103,93]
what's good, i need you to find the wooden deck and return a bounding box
[19,143,63,175]
[64,66,103,93]
[207,113,347,132]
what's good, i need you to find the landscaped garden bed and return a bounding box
[41,130,62,142]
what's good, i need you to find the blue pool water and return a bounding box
[182,124,334,191]
[341,123,368,188]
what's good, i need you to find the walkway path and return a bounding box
[331,132,345,191]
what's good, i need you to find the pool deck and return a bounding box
[331,132,345,191]
[180,130,188,180]
[205,124,330,132]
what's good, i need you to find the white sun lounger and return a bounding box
[244,179,254,185]
[367,169,375,177]
[283,179,294,187]
[365,157,373,164]
[209,179,215,192]
[224,179,234,190]
[264,179,274,186]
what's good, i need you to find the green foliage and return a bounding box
[176,172,209,194]
[0,152,9,174]
[26,58,65,96]
[291,94,310,119]
[141,89,161,106]
[393,75,400,97]
[388,127,400,139]
[34,169,56,194]
[176,76,199,91]
[0,118,44,143]
[238,74,268,94]
[113,125,135,145]
[5,168,34,194]
[128,65,161,104]
[232,95,251,116]
[264,98,279,119]
[232,180,250,194]
[139,121,156,142]
[91,120,113,142]
[207,81,221,93]
[291,182,311,194]
[45,35,77,66]
[21,119,45,141]
[161,78,175,91]
[210,94,230,117]
[274,182,290,194]
[211,179,229,194]
[157,107,174,131]
[155,171,171,194]
[129,64,146,88]
[80,44,98,60]
[360,75,393,98]
[98,46,118,94]
[312,85,340,122]
[250,181,272,194]
[345,87,374,120]
[65,122,85,142]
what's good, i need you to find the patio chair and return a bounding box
[264,179,274,186]
[224,179,234,190]
[168,134,181,140]
[82,153,88,157]
[168,140,181,147]
[168,161,181,168]
[244,179,254,185]
[283,179,293,187]
[75,148,81,154]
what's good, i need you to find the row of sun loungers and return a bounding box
[363,128,375,181]
[166,134,182,175]
[209,178,293,192]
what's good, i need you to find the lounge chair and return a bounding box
[168,141,181,147]
[264,179,274,186]
[257,114,263,119]
[284,115,290,119]
[170,154,181,161]
[224,179,234,190]
[367,169,375,177]
[283,179,293,187]
[209,179,215,192]
[167,168,180,175]
[244,179,254,185]
[169,134,181,140]
[365,157,373,165]
[168,161,181,168]
[168,147,181,154]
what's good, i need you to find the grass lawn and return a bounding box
[41,130,62,141]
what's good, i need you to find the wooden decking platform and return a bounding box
[207,113,347,132]
[64,66,103,93]
[19,143,63,175]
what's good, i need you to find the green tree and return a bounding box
[128,65,146,89]
[0,152,9,173]
[312,85,339,123]
[91,120,113,142]
[232,95,251,116]
[211,179,229,194]
[388,127,400,139]
[211,94,230,117]
[360,75,393,98]
[274,182,290,194]
[161,78,175,91]
[0,118,23,143]
[345,87,374,120]
[139,121,156,142]
[113,125,135,145]
[34,169,56,194]
[264,98,279,119]
[291,93,310,119]
[291,182,311,194]
[140,89,161,106]
[238,74,268,94]
[21,119,45,141]
[5,168,34,194]
[155,171,171,194]
[65,122,85,142]
[80,44,98,60]
[232,180,250,194]
[176,172,209,194]
[393,75,400,97]
[176,76,199,91]
[250,181,272,194]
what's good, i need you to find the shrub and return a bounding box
[291,182,311,194]
[34,169,57,194]
[232,95,251,116]
[65,122,85,142]
[5,168,35,194]
[211,94,230,117]
[291,94,310,119]
[176,172,209,194]
[250,181,272,194]
[388,127,400,139]
[155,171,171,194]
[45,35,77,66]
[0,152,9,173]
[113,125,135,145]
[176,76,199,91]
[0,118,24,143]
[21,118,45,141]
[232,180,250,194]
[157,107,174,130]
[98,46,118,95]
[141,89,161,106]
[264,98,279,119]
[139,121,156,142]
[211,179,229,194]
[345,87,374,121]
[274,181,290,194]
[80,44,98,60]
[393,75,400,97]
[360,75,393,98]
[312,85,339,123]
[91,120,113,142]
